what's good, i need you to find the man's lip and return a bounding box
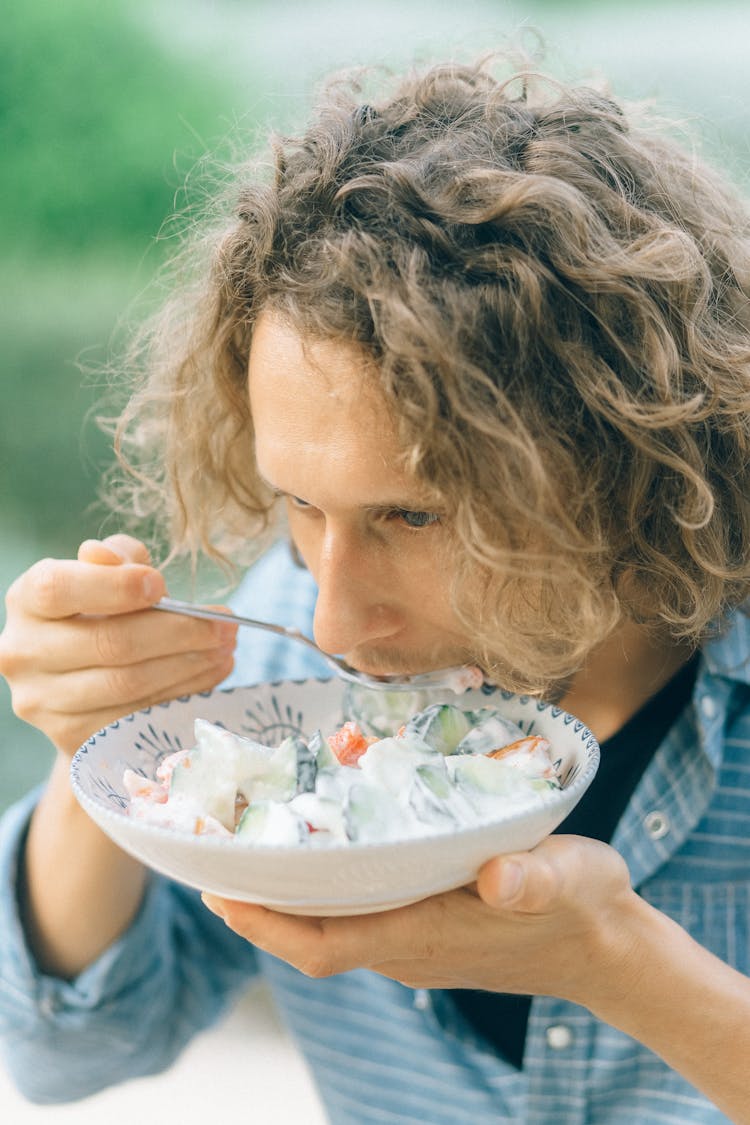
[343,663,426,678]
[342,655,482,679]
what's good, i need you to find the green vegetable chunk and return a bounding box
[404,703,476,755]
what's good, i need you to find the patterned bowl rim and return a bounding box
[70,679,601,855]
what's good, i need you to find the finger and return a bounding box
[13,558,166,620]
[477,836,578,914]
[203,894,451,978]
[368,962,457,989]
[17,606,238,674]
[476,856,529,909]
[43,653,237,755]
[202,898,388,977]
[78,535,152,566]
[44,644,238,713]
[78,540,125,566]
[101,534,153,565]
[201,898,331,966]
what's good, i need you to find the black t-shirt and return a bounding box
[449,654,700,1068]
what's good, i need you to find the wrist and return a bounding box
[578,891,750,1122]
[21,754,148,979]
[574,888,670,1018]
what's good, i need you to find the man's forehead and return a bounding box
[248,309,376,402]
[248,313,444,509]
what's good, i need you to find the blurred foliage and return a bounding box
[1,265,127,544]
[1,0,244,808]
[0,0,241,556]
[1,0,233,254]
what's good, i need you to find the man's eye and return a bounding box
[395,509,440,529]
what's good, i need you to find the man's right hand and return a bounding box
[0,534,238,757]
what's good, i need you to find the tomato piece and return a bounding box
[327,721,376,766]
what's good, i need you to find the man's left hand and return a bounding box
[202,834,644,1008]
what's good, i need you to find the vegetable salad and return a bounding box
[124,703,561,846]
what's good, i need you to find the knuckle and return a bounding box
[192,657,234,695]
[4,574,24,614]
[0,634,21,679]
[28,558,65,616]
[300,953,335,980]
[119,564,161,608]
[93,621,131,666]
[118,566,147,605]
[209,650,236,679]
[101,664,140,703]
[54,716,92,755]
[10,684,40,724]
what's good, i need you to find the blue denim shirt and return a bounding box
[1,540,749,1123]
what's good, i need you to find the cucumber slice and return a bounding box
[404,703,476,755]
[454,711,527,756]
[344,783,407,843]
[409,762,474,828]
[235,800,309,845]
[169,723,260,830]
[342,683,433,738]
[308,728,337,771]
[450,754,530,798]
[239,736,298,803]
[293,736,317,794]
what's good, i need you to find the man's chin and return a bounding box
[474,658,575,703]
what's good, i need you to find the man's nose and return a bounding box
[311,525,401,658]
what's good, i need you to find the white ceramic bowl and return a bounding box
[71,678,599,915]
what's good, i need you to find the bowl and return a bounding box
[70,678,599,915]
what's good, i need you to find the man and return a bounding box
[1,60,749,1122]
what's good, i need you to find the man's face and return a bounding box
[248,310,478,677]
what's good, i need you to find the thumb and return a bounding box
[477,848,562,914]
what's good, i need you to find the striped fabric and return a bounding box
[1,539,748,1123]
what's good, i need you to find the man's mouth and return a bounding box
[342,645,482,681]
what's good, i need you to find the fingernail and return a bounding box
[498,861,524,902]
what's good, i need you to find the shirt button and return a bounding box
[644,810,670,840]
[546,1024,573,1050]
[38,993,60,1018]
[413,989,430,1011]
[700,695,717,720]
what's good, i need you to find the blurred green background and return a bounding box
[1,0,748,811]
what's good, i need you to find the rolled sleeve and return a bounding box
[0,789,259,1103]
[0,541,321,1103]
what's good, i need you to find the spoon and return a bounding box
[153,596,483,693]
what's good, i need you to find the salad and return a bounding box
[124,703,561,846]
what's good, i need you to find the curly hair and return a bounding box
[110,58,750,694]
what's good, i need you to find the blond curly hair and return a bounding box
[110,59,750,693]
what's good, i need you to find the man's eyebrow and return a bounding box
[256,472,283,496]
[258,474,443,512]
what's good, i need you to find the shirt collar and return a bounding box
[611,608,748,885]
[700,608,750,686]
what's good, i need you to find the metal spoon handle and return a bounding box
[153,597,481,692]
[153,597,347,671]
